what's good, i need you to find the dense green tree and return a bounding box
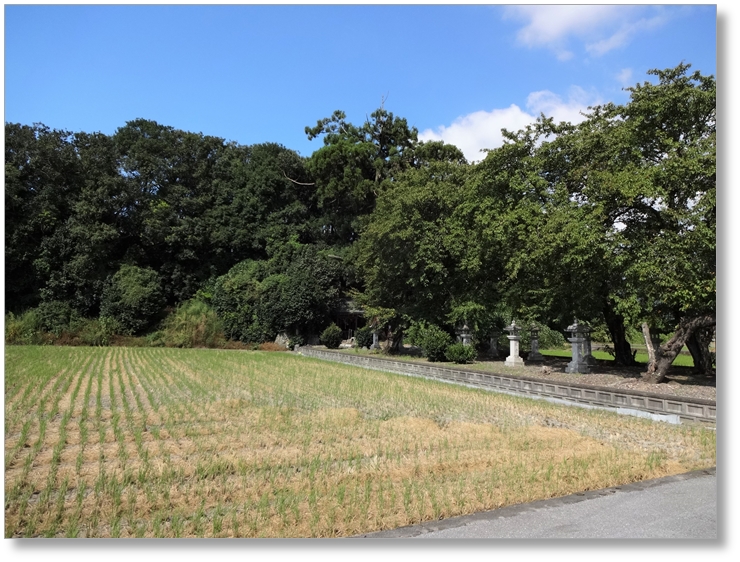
[100,264,164,335]
[212,242,348,343]
[492,63,715,379]
[355,161,477,327]
[5,124,83,312]
[305,107,422,244]
[114,119,316,304]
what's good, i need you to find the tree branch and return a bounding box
[282,172,315,186]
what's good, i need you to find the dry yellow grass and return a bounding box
[4,346,716,538]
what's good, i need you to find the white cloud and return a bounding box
[617,68,633,87]
[504,5,668,59]
[586,14,667,56]
[419,88,600,163]
[419,105,533,164]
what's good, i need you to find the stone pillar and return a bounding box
[370,330,379,350]
[528,323,545,362]
[505,321,525,367]
[565,320,590,374]
[489,332,500,358]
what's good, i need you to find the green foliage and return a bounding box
[35,300,77,336]
[211,259,263,342]
[354,326,374,349]
[100,265,164,335]
[320,323,343,349]
[159,299,225,348]
[76,317,120,347]
[445,343,477,364]
[305,106,424,244]
[406,321,453,362]
[5,310,43,345]
[355,161,486,327]
[212,243,347,343]
[146,331,167,348]
[517,323,567,350]
[288,334,305,349]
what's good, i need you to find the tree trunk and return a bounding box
[642,313,716,383]
[642,322,659,365]
[685,326,715,376]
[381,325,406,355]
[603,305,636,366]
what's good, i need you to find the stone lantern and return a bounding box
[504,321,525,367]
[528,323,545,362]
[370,325,380,350]
[565,319,590,374]
[457,322,473,347]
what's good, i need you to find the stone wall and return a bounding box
[296,347,716,426]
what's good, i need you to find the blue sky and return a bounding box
[3,3,718,163]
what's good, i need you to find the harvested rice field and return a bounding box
[4,346,716,538]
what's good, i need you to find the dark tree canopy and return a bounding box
[4,64,715,382]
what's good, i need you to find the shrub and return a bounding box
[538,324,567,349]
[160,299,225,348]
[288,334,306,349]
[320,323,343,349]
[77,316,120,346]
[36,300,77,336]
[146,331,166,347]
[100,265,164,335]
[407,322,453,362]
[5,310,42,345]
[354,326,374,349]
[445,343,477,364]
[212,245,346,344]
[518,323,567,350]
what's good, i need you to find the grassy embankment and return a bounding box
[4,346,715,538]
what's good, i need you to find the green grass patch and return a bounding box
[540,348,695,368]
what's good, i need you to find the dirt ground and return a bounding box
[356,346,717,403]
[514,355,717,402]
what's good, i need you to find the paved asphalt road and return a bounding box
[355,468,717,539]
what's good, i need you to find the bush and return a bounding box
[320,323,343,349]
[160,299,225,348]
[76,316,120,346]
[36,300,77,336]
[212,245,346,344]
[100,265,164,335]
[146,331,166,347]
[288,334,306,349]
[445,343,477,364]
[518,323,567,350]
[5,310,42,345]
[354,326,374,349]
[407,322,453,362]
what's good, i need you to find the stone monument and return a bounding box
[370,330,380,350]
[527,323,545,362]
[565,319,590,374]
[505,321,525,367]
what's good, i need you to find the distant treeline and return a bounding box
[4,64,716,383]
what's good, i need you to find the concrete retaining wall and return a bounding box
[296,347,716,426]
